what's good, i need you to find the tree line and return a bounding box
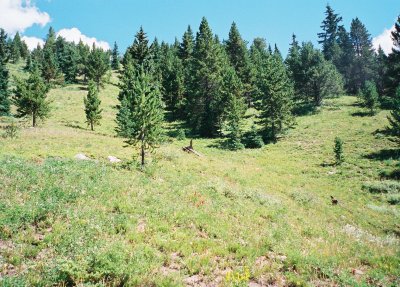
[1,5,400,165]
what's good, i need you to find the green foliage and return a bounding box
[13,67,51,127]
[222,67,246,150]
[116,65,164,166]
[55,37,79,83]
[334,136,344,164]
[384,16,400,100]
[41,27,59,83]
[387,86,400,141]
[10,32,28,63]
[159,43,186,119]
[225,22,253,104]
[111,41,120,70]
[2,118,19,139]
[362,181,400,194]
[86,44,110,88]
[125,27,154,72]
[294,42,343,106]
[360,81,379,114]
[256,53,294,141]
[348,18,375,94]
[0,28,9,61]
[242,125,264,149]
[318,4,343,61]
[186,17,227,137]
[174,128,186,140]
[84,80,102,131]
[0,56,10,116]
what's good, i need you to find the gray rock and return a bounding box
[74,153,90,160]
[107,156,121,163]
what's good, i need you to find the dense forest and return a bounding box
[1,5,400,163]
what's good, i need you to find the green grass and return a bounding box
[0,64,399,286]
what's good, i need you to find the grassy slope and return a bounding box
[0,63,399,286]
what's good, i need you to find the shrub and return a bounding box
[174,128,186,140]
[362,181,400,194]
[242,125,264,149]
[334,137,344,164]
[2,119,19,139]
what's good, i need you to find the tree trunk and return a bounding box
[91,121,94,131]
[32,113,36,127]
[141,144,145,167]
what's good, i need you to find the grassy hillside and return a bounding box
[0,63,399,286]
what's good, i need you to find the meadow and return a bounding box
[0,63,399,286]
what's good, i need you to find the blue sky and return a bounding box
[1,0,399,55]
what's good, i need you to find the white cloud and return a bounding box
[0,0,51,34]
[22,35,44,50]
[373,26,395,55]
[56,28,110,50]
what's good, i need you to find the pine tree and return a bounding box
[376,46,387,99]
[0,29,9,62]
[179,26,194,63]
[385,15,400,100]
[334,26,355,91]
[334,137,344,164]
[41,27,59,83]
[77,40,90,79]
[285,34,302,100]
[186,17,227,137]
[87,44,110,88]
[257,53,294,141]
[125,27,153,72]
[348,18,375,94]
[225,22,253,104]
[10,32,22,63]
[116,65,164,166]
[388,86,400,142]
[360,81,379,115]
[13,67,51,127]
[222,67,246,150]
[111,41,120,70]
[0,56,10,116]
[84,80,102,130]
[297,42,343,106]
[250,38,270,104]
[318,4,342,61]
[160,44,185,118]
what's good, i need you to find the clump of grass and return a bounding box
[362,181,400,194]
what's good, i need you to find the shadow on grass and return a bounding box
[365,149,400,161]
[292,102,317,116]
[351,111,373,117]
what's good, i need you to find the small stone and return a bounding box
[75,153,90,160]
[107,156,121,163]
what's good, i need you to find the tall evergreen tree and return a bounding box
[86,44,110,88]
[334,26,355,91]
[179,26,195,63]
[376,46,388,99]
[222,67,246,150]
[385,15,400,100]
[160,44,185,118]
[125,27,153,72]
[10,32,22,63]
[0,56,10,116]
[348,18,375,94]
[84,80,102,130]
[296,42,343,106]
[387,86,400,142]
[285,34,302,101]
[186,17,226,137]
[13,67,51,127]
[116,64,164,166]
[257,53,294,141]
[111,41,120,70]
[225,22,253,104]
[318,4,342,61]
[0,29,9,61]
[77,40,90,79]
[41,27,59,83]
